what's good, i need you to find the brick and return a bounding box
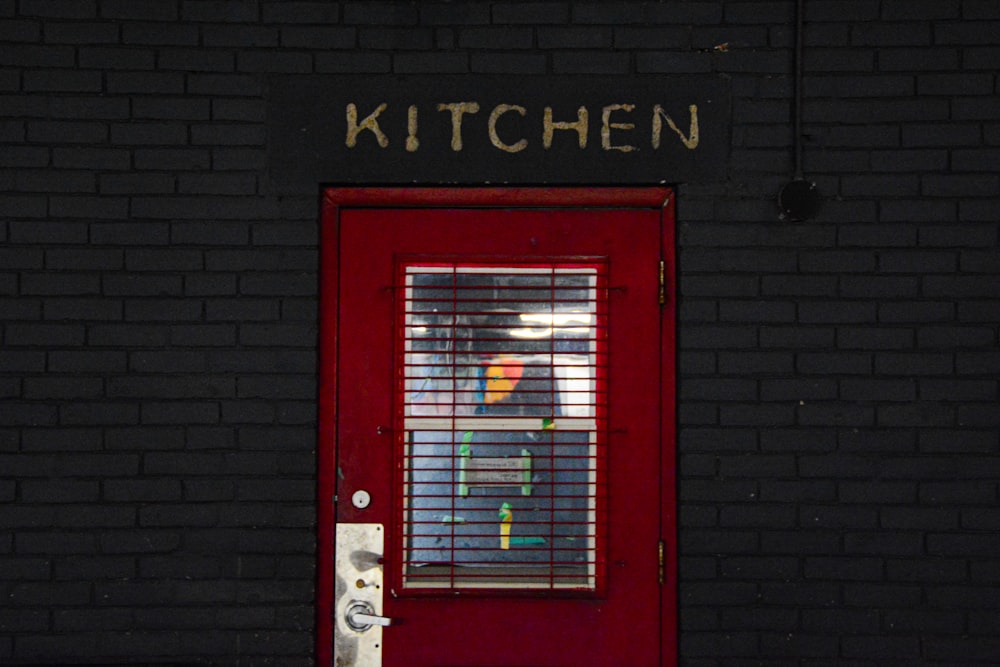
[111,122,188,145]
[760,378,838,401]
[842,636,921,660]
[179,0,256,22]
[121,22,198,45]
[570,2,646,24]
[183,274,237,296]
[106,71,185,94]
[822,124,899,148]
[920,429,997,454]
[717,300,794,323]
[0,608,50,632]
[531,26,609,49]
[341,1,418,24]
[133,197,262,221]
[42,21,117,44]
[964,45,1000,70]
[925,637,1000,662]
[924,276,1000,299]
[26,119,107,144]
[919,223,996,247]
[806,556,884,581]
[133,148,211,171]
[58,400,139,425]
[842,174,919,197]
[103,479,183,503]
[52,147,130,170]
[878,402,956,428]
[683,275,759,297]
[884,0,960,19]
[125,248,204,272]
[957,404,1000,428]
[24,69,103,92]
[53,608,133,633]
[871,150,948,175]
[882,506,958,531]
[139,503,220,528]
[875,352,952,377]
[683,248,796,273]
[209,99,263,123]
[959,199,1000,222]
[936,21,1000,44]
[23,376,102,400]
[101,531,184,558]
[96,173,172,196]
[804,47,875,72]
[960,250,1000,274]
[261,0,339,22]
[923,174,999,197]
[311,51,389,73]
[921,379,996,401]
[392,51,468,73]
[104,426,187,452]
[103,275,186,298]
[760,326,835,348]
[0,146,47,168]
[799,300,876,324]
[178,173,256,195]
[277,25,354,49]
[719,454,796,478]
[902,122,982,148]
[101,0,175,19]
[467,52,545,74]
[133,97,210,120]
[186,74,262,97]
[202,25,278,48]
[124,297,203,324]
[612,26,691,49]
[759,581,840,606]
[357,26,433,50]
[0,19,40,42]
[926,585,1000,609]
[237,51,312,73]
[0,44,75,67]
[552,51,630,74]
[762,275,837,297]
[79,46,155,70]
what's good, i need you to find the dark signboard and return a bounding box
[267,75,730,191]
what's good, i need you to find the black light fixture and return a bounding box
[779,0,821,221]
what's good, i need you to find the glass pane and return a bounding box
[398,264,607,592]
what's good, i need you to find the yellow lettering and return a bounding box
[543,106,588,149]
[652,104,699,150]
[601,104,636,152]
[345,102,389,148]
[487,104,528,153]
[437,102,480,151]
[406,105,419,152]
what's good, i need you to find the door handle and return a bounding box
[336,524,387,664]
[346,601,393,631]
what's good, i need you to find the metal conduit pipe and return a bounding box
[779,0,822,221]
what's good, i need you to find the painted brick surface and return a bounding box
[1,0,998,664]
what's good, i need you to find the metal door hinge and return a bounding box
[658,260,666,306]
[658,539,665,585]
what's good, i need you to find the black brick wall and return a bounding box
[2,1,998,665]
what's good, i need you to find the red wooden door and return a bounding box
[319,189,676,667]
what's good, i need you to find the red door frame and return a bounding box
[317,187,677,666]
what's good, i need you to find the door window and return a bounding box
[399,264,607,592]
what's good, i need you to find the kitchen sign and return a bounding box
[267,76,730,190]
